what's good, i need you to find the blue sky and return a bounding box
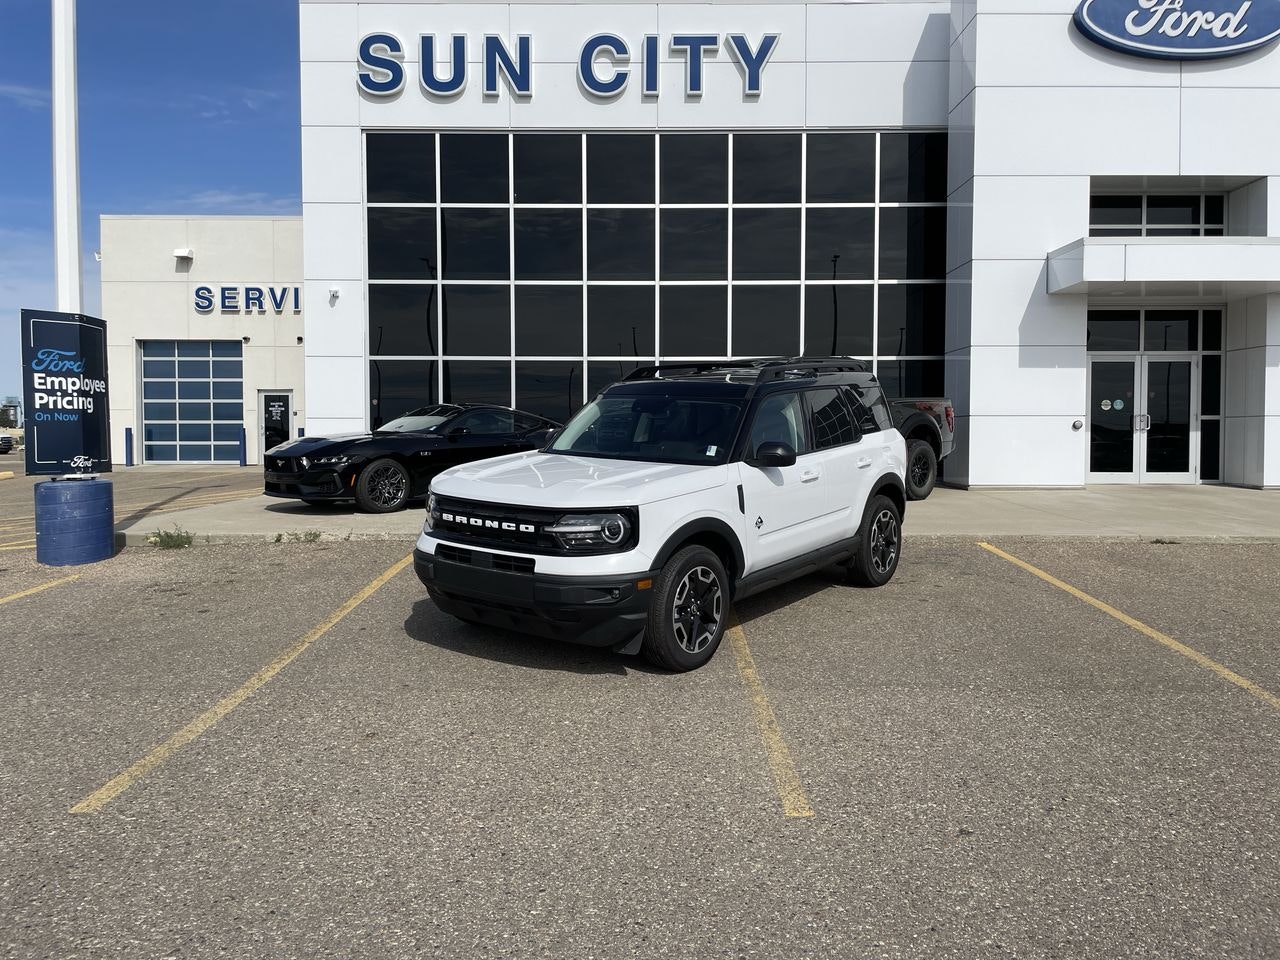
[0,0,302,402]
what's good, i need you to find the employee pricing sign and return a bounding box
[20,309,112,475]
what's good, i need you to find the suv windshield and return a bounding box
[376,405,460,434]
[548,396,742,465]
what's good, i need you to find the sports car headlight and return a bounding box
[314,454,363,467]
[544,512,635,552]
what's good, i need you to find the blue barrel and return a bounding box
[35,479,115,566]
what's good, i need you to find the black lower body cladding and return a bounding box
[414,547,658,650]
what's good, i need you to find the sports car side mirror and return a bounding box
[447,426,470,441]
[752,442,797,468]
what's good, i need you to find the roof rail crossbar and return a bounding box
[623,361,763,381]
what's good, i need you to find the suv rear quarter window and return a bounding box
[842,383,890,433]
[806,388,859,449]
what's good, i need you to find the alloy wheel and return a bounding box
[671,565,723,654]
[910,451,931,488]
[366,463,406,509]
[869,509,899,575]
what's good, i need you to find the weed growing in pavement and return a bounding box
[148,527,194,549]
[274,531,323,544]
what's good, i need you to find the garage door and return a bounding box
[140,340,244,463]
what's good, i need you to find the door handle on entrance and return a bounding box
[856,457,873,469]
[800,470,820,483]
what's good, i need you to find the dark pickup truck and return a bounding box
[888,398,954,499]
[0,434,14,455]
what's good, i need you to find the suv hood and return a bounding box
[430,452,728,508]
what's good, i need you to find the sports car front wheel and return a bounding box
[354,458,410,513]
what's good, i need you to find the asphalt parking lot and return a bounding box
[2,533,1278,958]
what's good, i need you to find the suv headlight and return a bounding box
[545,511,636,552]
[424,492,437,532]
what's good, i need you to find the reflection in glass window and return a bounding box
[733,208,800,280]
[748,392,808,455]
[443,286,510,356]
[517,361,583,424]
[588,287,655,356]
[879,132,947,202]
[514,134,581,204]
[733,134,800,202]
[660,287,727,356]
[877,285,945,356]
[367,132,436,203]
[1087,310,1140,352]
[368,209,438,280]
[588,210,655,279]
[877,359,945,399]
[441,209,509,280]
[660,134,728,204]
[808,388,858,449]
[661,209,728,279]
[807,133,875,203]
[440,133,508,203]
[443,360,508,407]
[588,361,645,397]
[587,134,654,204]
[806,208,874,280]
[1145,310,1198,351]
[369,284,437,357]
[514,209,582,279]
[515,286,583,356]
[805,286,873,356]
[370,360,439,427]
[879,208,946,280]
[732,286,800,357]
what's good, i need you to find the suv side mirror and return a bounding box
[753,441,796,468]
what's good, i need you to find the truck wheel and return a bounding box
[354,458,409,513]
[905,440,937,500]
[642,545,730,672]
[849,495,902,588]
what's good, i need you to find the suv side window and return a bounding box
[840,384,884,434]
[807,388,860,449]
[748,392,809,457]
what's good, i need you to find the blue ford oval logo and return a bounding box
[1074,0,1280,60]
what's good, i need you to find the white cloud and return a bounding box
[184,189,300,214]
[0,84,51,110]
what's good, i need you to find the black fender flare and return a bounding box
[653,517,746,581]
[896,412,942,454]
[868,472,907,520]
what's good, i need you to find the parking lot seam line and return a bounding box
[978,541,1280,714]
[0,542,37,552]
[0,536,37,547]
[68,553,415,815]
[726,619,815,819]
[0,573,81,606]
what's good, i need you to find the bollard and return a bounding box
[35,478,115,566]
[124,426,134,467]
[238,427,247,467]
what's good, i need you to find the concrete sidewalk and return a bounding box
[117,483,1280,545]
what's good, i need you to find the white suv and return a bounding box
[415,359,907,671]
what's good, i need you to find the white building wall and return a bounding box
[100,216,305,466]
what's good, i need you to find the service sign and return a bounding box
[1074,0,1280,59]
[20,310,112,475]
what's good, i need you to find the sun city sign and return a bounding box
[1074,0,1280,59]
[356,32,781,100]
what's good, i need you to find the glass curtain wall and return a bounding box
[366,131,947,425]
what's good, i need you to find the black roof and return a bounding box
[608,357,879,401]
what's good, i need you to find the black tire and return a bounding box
[849,494,902,588]
[641,545,730,672]
[354,458,410,513]
[905,440,937,500]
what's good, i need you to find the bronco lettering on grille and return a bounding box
[441,512,536,533]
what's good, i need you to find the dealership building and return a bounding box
[103,0,1280,486]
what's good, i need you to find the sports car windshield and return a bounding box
[376,405,461,434]
[547,396,742,465]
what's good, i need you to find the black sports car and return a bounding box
[263,404,561,513]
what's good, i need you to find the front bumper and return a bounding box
[263,467,351,500]
[414,546,657,650]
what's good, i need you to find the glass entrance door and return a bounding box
[1088,357,1197,483]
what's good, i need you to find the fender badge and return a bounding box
[755,516,764,530]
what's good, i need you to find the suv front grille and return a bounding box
[432,495,563,554]
[436,544,536,574]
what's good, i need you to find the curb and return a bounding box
[118,529,419,547]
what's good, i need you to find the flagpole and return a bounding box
[51,0,83,314]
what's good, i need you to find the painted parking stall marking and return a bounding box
[978,541,1280,713]
[0,573,81,607]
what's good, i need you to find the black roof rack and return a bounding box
[624,357,871,384]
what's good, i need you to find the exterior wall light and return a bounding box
[173,248,194,260]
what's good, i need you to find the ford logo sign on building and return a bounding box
[1074,0,1280,59]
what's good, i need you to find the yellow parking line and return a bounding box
[0,541,37,552]
[726,619,815,818]
[0,536,37,547]
[978,541,1280,713]
[0,573,81,606]
[69,553,414,815]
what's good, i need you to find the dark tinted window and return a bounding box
[588,287,655,356]
[369,285,437,357]
[587,135,654,203]
[366,132,435,203]
[661,209,728,279]
[514,134,581,204]
[840,384,885,433]
[660,134,728,203]
[734,208,800,280]
[1145,309,1197,351]
[517,362,583,423]
[1204,195,1225,224]
[879,208,946,280]
[588,361,644,396]
[733,134,800,202]
[1203,310,1222,351]
[807,388,858,449]
[1087,310,1140,352]
[748,392,808,455]
[877,359,944,399]
[807,133,875,203]
[879,132,947,202]
[878,285,945,355]
[660,286,727,356]
[1091,195,1141,226]
[515,286,583,356]
[443,286,510,356]
[443,360,510,406]
[804,286,873,356]
[732,286,800,356]
[370,359,438,427]
[806,208,874,280]
[1202,354,1221,417]
[514,209,582,279]
[1200,418,1220,482]
[440,133,508,202]
[368,209,437,280]
[452,409,517,435]
[1146,195,1200,226]
[588,210,655,279]
[441,209,509,280]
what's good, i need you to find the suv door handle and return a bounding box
[856,457,873,469]
[800,470,820,483]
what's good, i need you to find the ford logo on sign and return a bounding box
[1074,0,1280,59]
